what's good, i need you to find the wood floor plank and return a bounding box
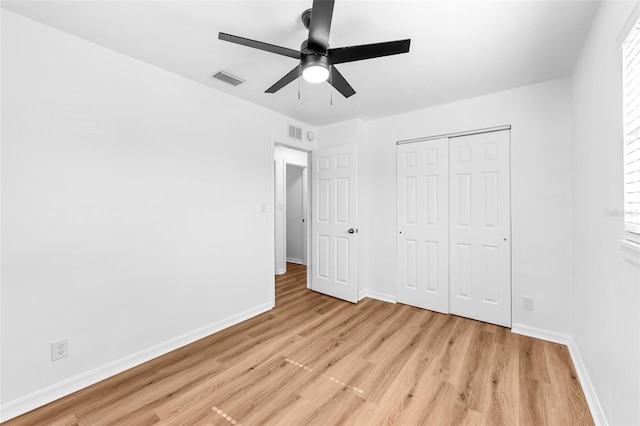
[2,263,594,426]
[357,325,427,403]
[364,331,444,424]
[429,315,477,384]
[356,306,422,363]
[518,334,555,426]
[154,334,303,423]
[420,312,459,354]
[543,342,594,425]
[214,356,310,423]
[519,333,552,385]
[481,337,520,426]
[452,329,496,412]
[45,415,79,426]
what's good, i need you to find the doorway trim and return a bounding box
[270,140,312,308]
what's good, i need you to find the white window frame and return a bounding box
[619,4,640,265]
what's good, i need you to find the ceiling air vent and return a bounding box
[212,70,245,87]
[288,125,302,141]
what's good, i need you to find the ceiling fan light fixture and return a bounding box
[303,65,330,83]
[302,54,330,84]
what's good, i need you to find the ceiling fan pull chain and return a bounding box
[298,66,301,100]
[330,69,333,106]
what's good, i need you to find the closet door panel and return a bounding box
[449,130,511,327]
[397,138,449,313]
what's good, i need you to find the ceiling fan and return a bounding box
[218,0,411,98]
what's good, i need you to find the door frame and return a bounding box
[270,141,312,308]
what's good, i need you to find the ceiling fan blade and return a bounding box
[329,39,411,64]
[266,66,301,93]
[219,32,301,59]
[329,66,356,98]
[307,0,335,51]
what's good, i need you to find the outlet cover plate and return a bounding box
[51,338,69,361]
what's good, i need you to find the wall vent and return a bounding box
[212,70,245,87]
[288,124,302,141]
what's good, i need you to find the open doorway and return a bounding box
[285,164,306,266]
[273,144,311,306]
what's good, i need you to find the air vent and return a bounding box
[288,125,302,141]
[211,70,245,87]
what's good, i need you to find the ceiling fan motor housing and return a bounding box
[300,39,327,55]
[302,53,330,70]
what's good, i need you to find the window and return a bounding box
[622,21,640,243]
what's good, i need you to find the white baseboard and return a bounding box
[566,337,608,426]
[0,302,273,423]
[358,289,396,304]
[358,289,367,301]
[285,258,305,265]
[510,323,571,345]
[511,323,607,426]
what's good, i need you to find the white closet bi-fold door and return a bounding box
[397,130,511,327]
[397,138,450,313]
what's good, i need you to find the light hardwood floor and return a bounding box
[3,263,593,425]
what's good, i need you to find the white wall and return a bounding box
[0,10,313,419]
[316,119,366,150]
[273,146,309,274]
[321,80,574,334]
[571,1,640,424]
[286,165,305,263]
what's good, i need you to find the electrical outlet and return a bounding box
[51,338,69,361]
[522,297,534,311]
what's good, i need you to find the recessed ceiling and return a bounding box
[2,0,600,127]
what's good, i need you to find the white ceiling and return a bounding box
[2,0,600,127]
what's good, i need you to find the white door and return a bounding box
[449,130,511,327]
[396,138,450,313]
[311,144,358,303]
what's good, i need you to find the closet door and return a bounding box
[449,130,511,327]
[396,138,450,313]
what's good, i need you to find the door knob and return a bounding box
[348,228,357,234]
